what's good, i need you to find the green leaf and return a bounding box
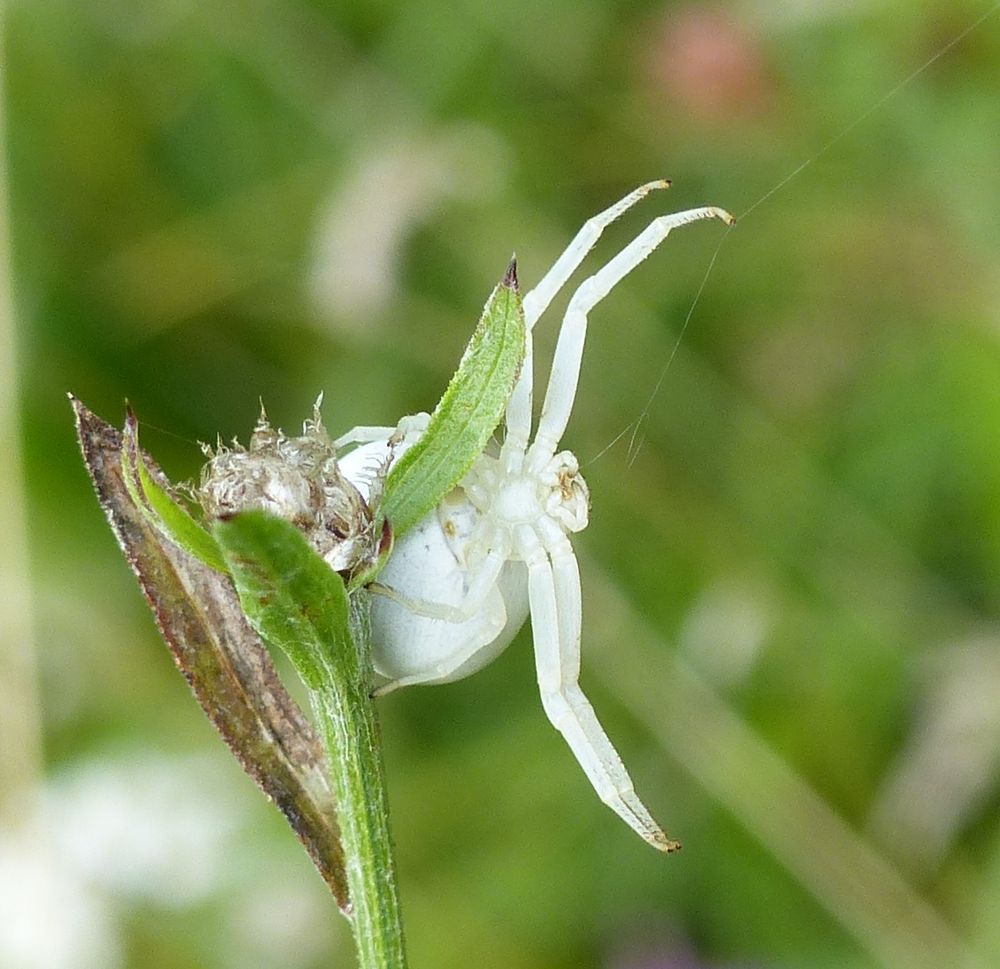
[213,511,354,691]
[120,408,228,574]
[381,261,525,536]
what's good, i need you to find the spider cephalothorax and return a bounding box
[460,449,589,539]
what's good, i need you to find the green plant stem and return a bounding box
[312,594,407,969]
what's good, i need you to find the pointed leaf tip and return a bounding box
[503,256,518,290]
[381,260,526,536]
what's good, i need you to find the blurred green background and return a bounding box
[2,0,1000,967]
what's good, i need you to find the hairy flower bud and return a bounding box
[198,400,388,578]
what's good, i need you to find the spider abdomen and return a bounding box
[371,490,530,686]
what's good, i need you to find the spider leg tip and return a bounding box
[657,835,683,853]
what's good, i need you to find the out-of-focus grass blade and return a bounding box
[381,261,525,536]
[213,511,355,692]
[120,406,228,574]
[71,395,350,913]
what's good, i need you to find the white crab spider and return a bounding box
[338,183,734,851]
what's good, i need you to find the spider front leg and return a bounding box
[517,521,680,852]
[526,205,734,473]
[503,180,672,470]
[520,179,672,330]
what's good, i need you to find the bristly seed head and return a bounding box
[198,398,386,578]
